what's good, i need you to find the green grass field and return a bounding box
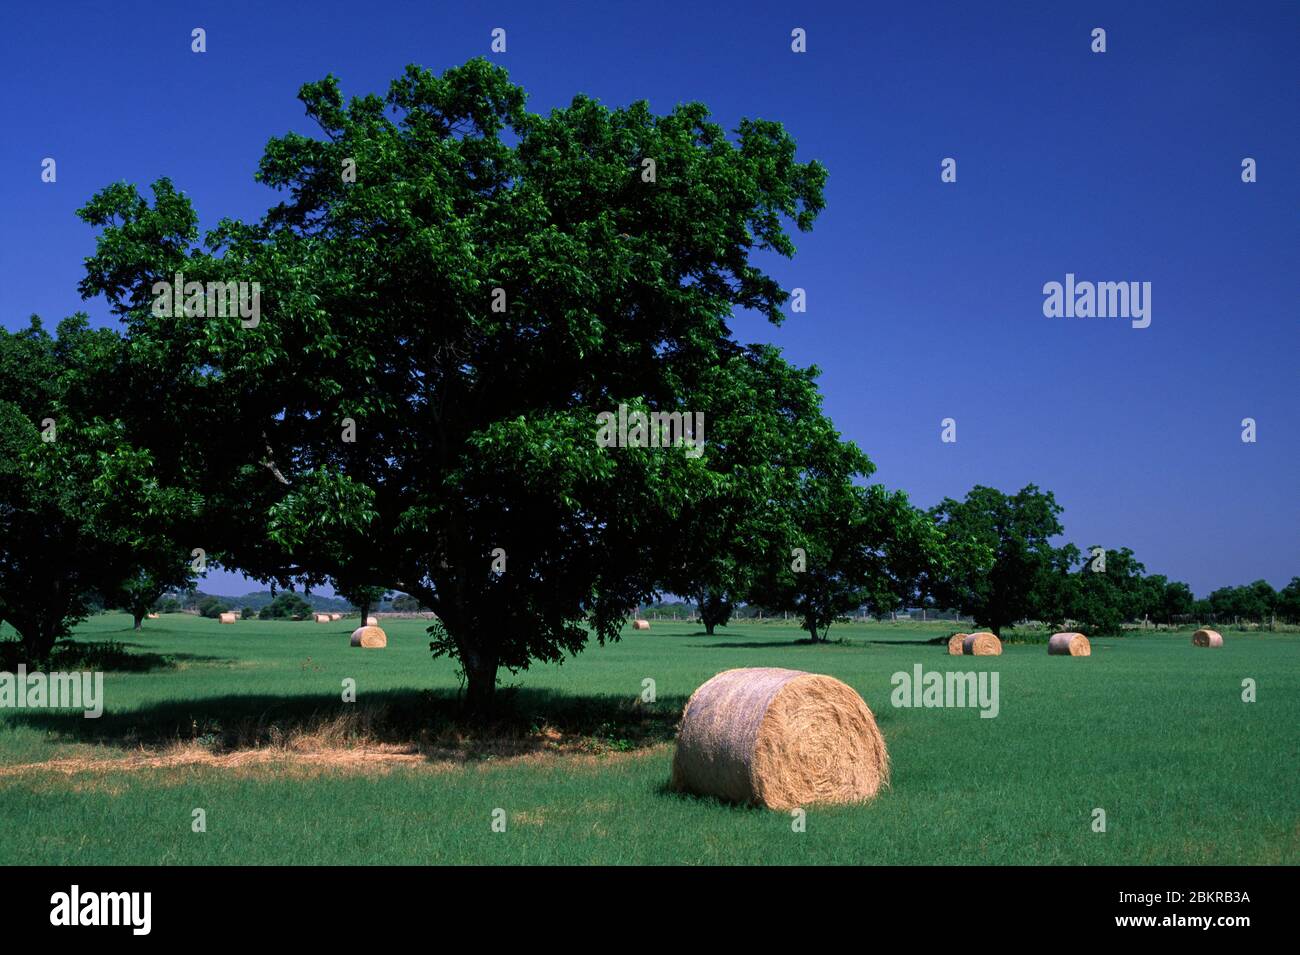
[1,613,1296,864]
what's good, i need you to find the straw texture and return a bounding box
[671,667,889,811]
[1048,632,1091,656]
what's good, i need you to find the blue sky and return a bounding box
[2,0,1296,597]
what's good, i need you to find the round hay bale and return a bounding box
[1192,628,1223,648]
[146,613,160,620]
[350,625,387,649]
[632,619,651,631]
[962,632,1002,656]
[329,612,342,621]
[1048,632,1091,656]
[218,612,238,625]
[365,616,378,627]
[314,613,331,624]
[947,633,969,655]
[670,667,889,811]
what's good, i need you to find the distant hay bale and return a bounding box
[961,632,1001,656]
[350,625,387,649]
[218,612,238,625]
[1048,632,1091,656]
[1192,628,1223,648]
[329,613,342,621]
[632,619,651,631]
[314,613,331,624]
[947,633,969,655]
[671,667,889,811]
[365,616,378,627]
[146,613,160,620]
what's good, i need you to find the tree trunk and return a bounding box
[16,620,60,664]
[704,621,716,635]
[461,645,499,714]
[133,612,144,631]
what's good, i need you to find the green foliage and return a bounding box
[1277,578,1300,623]
[1066,546,1148,635]
[257,592,313,620]
[926,485,1070,635]
[196,596,232,619]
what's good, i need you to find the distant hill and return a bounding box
[225,591,354,612]
[167,590,354,613]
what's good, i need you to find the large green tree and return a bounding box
[77,58,830,709]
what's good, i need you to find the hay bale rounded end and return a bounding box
[671,667,889,811]
[1048,632,1091,656]
[1192,628,1223,648]
[218,612,238,625]
[632,619,651,631]
[350,625,387,649]
[314,613,331,624]
[947,633,968,655]
[329,612,343,621]
[365,616,378,627]
[962,632,1001,656]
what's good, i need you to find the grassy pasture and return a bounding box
[0,613,1296,865]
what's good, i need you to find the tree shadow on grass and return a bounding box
[699,639,842,649]
[861,637,950,646]
[5,686,688,763]
[0,639,232,674]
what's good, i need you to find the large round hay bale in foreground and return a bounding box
[314,613,331,624]
[671,667,889,811]
[1048,632,1091,656]
[947,633,969,655]
[632,619,651,631]
[350,625,387,649]
[1192,628,1223,648]
[218,612,238,625]
[365,616,378,627]
[962,632,1002,656]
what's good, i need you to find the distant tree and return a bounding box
[927,485,1071,636]
[196,595,231,619]
[664,348,840,636]
[1207,582,1275,623]
[338,583,390,625]
[390,594,423,613]
[258,592,312,620]
[1274,578,1300,623]
[1141,575,1195,625]
[749,432,944,643]
[115,562,196,631]
[1066,546,1147,635]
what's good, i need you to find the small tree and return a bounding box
[338,583,390,624]
[258,592,312,620]
[1066,546,1147,635]
[197,595,232,619]
[927,485,1071,636]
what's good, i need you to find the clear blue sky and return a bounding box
[2,0,1295,597]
